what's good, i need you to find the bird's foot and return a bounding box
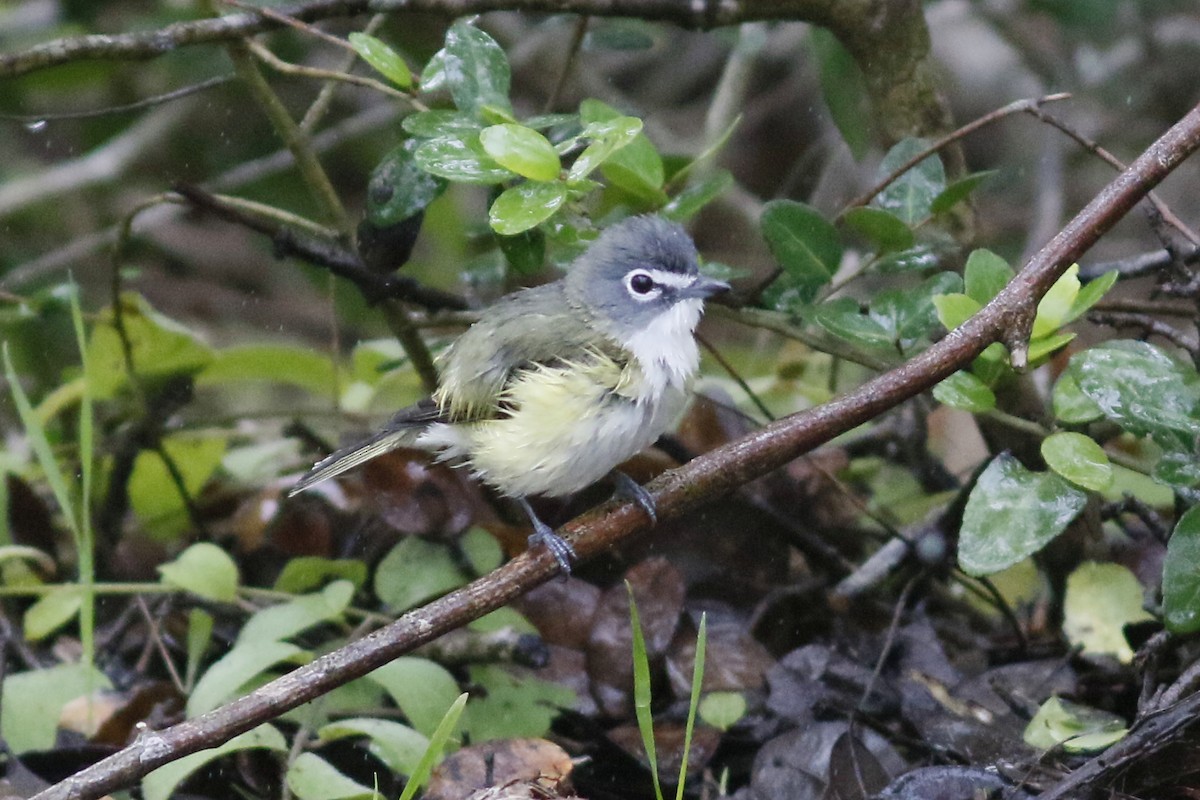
[518,497,575,574]
[612,470,657,525]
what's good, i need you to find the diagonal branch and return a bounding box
[31,100,1200,800]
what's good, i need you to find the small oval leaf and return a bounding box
[489,181,569,235]
[1041,432,1113,492]
[479,124,561,181]
[348,32,412,89]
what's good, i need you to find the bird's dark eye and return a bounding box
[629,272,655,294]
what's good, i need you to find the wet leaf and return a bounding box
[348,32,412,88]
[158,542,239,602]
[489,181,569,235]
[873,138,945,224]
[932,292,982,331]
[761,200,841,303]
[1032,265,1082,338]
[441,21,511,117]
[813,298,892,349]
[568,116,643,182]
[958,454,1088,576]
[580,99,665,201]
[401,110,481,138]
[1068,340,1200,453]
[479,124,561,181]
[663,170,733,221]
[143,724,286,800]
[1051,373,1104,424]
[497,227,546,275]
[365,139,446,227]
[1163,506,1200,634]
[1063,562,1152,663]
[414,134,513,184]
[933,371,996,412]
[1041,432,1113,492]
[1066,269,1118,323]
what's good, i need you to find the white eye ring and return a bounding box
[625,270,658,299]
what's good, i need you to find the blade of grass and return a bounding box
[675,612,706,800]
[628,582,664,800]
[396,692,467,800]
[68,284,95,671]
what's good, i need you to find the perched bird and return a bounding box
[289,216,728,571]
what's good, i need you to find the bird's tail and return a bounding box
[288,427,419,496]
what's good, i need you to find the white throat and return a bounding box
[622,298,703,400]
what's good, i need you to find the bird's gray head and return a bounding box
[565,216,728,341]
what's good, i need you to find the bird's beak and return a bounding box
[686,275,731,299]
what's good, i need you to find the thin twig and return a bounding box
[843,93,1072,211]
[245,38,416,104]
[0,75,234,122]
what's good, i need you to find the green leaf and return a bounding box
[568,116,644,182]
[1023,697,1127,754]
[812,298,892,349]
[459,664,575,742]
[479,124,561,181]
[1065,269,1118,324]
[1063,561,1152,663]
[1041,432,1113,492]
[274,557,369,594]
[469,605,538,634]
[188,641,307,717]
[932,292,982,331]
[497,227,546,275]
[369,658,462,737]
[1,662,112,753]
[24,585,83,641]
[1027,332,1076,364]
[873,138,946,224]
[319,718,430,775]
[489,181,569,235]
[158,542,239,603]
[374,537,466,611]
[1154,451,1200,488]
[1052,373,1104,424]
[86,293,214,399]
[662,170,733,221]
[869,272,961,350]
[698,691,746,732]
[364,139,446,227]
[1033,264,1082,338]
[143,725,286,800]
[348,32,412,89]
[414,134,514,184]
[1068,340,1200,453]
[963,249,1013,305]
[841,207,914,253]
[933,371,996,412]
[441,21,512,117]
[198,344,337,396]
[186,609,213,690]
[958,454,1088,576]
[237,581,354,646]
[874,242,942,273]
[287,753,376,800]
[580,99,664,201]
[460,528,504,575]
[130,432,228,539]
[809,28,873,159]
[401,110,481,138]
[1164,506,1200,634]
[760,200,841,303]
[930,170,996,215]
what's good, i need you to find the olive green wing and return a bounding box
[433,282,623,420]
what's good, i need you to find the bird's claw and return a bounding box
[612,471,657,524]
